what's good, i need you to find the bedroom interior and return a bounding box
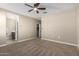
[0,3,79,56]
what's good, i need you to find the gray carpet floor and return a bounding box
[0,39,79,56]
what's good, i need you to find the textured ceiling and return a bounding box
[0,3,78,20]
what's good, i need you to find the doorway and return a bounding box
[36,23,41,38]
[6,12,18,40]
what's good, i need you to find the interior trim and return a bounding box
[41,38,77,47]
[0,38,35,47]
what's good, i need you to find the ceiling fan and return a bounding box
[25,3,46,14]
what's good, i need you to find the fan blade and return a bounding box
[36,10,39,14]
[34,3,40,7]
[25,4,33,8]
[38,8,46,10]
[28,9,33,12]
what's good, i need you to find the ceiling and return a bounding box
[0,3,78,20]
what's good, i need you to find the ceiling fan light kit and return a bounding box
[34,8,38,11]
[25,3,46,14]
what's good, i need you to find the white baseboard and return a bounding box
[0,37,35,47]
[41,38,77,47]
[0,38,77,48]
[17,37,35,43]
[0,44,10,47]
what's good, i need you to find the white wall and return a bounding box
[0,10,6,41]
[18,15,39,40]
[42,8,77,45]
[77,7,79,48]
[0,9,39,42]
